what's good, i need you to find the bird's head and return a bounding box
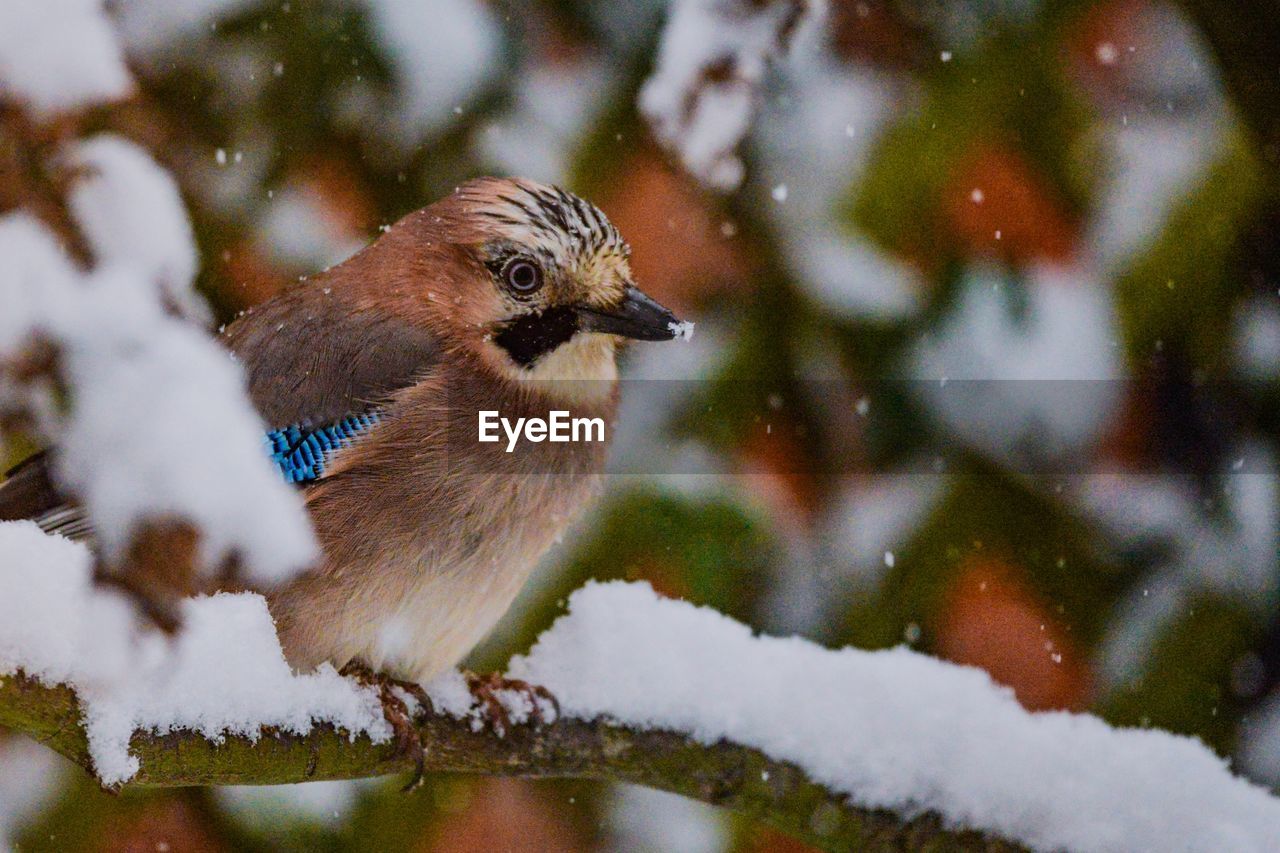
[380,177,686,393]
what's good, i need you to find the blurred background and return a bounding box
[4,0,1280,849]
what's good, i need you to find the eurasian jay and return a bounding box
[0,177,686,756]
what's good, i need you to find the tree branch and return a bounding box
[0,670,1023,852]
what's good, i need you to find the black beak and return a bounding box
[577,285,683,341]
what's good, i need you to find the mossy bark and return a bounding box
[0,670,1023,852]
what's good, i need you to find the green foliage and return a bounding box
[1099,593,1261,753]
[845,27,1092,267]
[475,487,784,675]
[7,0,1280,846]
[839,462,1125,653]
[1114,134,1266,373]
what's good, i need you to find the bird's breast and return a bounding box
[273,366,614,681]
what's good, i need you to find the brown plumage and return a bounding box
[1,178,683,692]
[232,178,683,684]
[239,177,679,682]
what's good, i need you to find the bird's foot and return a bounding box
[463,671,559,738]
[340,660,433,792]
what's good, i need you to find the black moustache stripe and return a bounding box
[494,307,581,367]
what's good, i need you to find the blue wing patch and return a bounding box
[265,411,381,484]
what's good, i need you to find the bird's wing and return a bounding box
[224,284,442,429]
[0,284,441,538]
[0,411,382,541]
[0,451,65,523]
[0,450,94,539]
[265,411,384,485]
[227,283,443,487]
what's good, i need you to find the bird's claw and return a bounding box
[340,661,433,792]
[464,671,559,737]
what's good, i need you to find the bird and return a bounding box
[0,177,687,767]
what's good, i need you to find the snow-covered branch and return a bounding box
[640,0,826,190]
[1,526,1277,852]
[0,671,1022,853]
[0,1,317,615]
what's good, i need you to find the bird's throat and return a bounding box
[493,307,580,367]
[493,309,619,402]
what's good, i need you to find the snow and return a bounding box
[111,0,260,58]
[640,0,826,190]
[255,184,366,271]
[195,137,273,218]
[421,668,477,719]
[1,31,313,582]
[1086,116,1226,274]
[0,523,137,688]
[1081,453,1280,694]
[1239,691,1280,788]
[1079,456,1280,606]
[0,736,66,851]
[2,522,1278,848]
[1093,573,1186,692]
[908,264,1124,466]
[0,522,389,787]
[1235,297,1280,381]
[1110,3,1220,104]
[115,0,501,155]
[605,784,728,853]
[361,0,502,150]
[0,0,132,115]
[65,135,206,323]
[668,321,697,341]
[0,214,317,586]
[1081,6,1227,275]
[510,581,1280,853]
[478,59,612,185]
[83,591,388,786]
[217,780,370,831]
[0,214,81,363]
[420,668,557,733]
[823,472,946,590]
[55,269,318,584]
[753,48,923,320]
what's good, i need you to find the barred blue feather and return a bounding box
[265,411,381,484]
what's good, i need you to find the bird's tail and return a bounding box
[0,451,94,541]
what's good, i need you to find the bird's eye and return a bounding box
[502,258,543,295]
